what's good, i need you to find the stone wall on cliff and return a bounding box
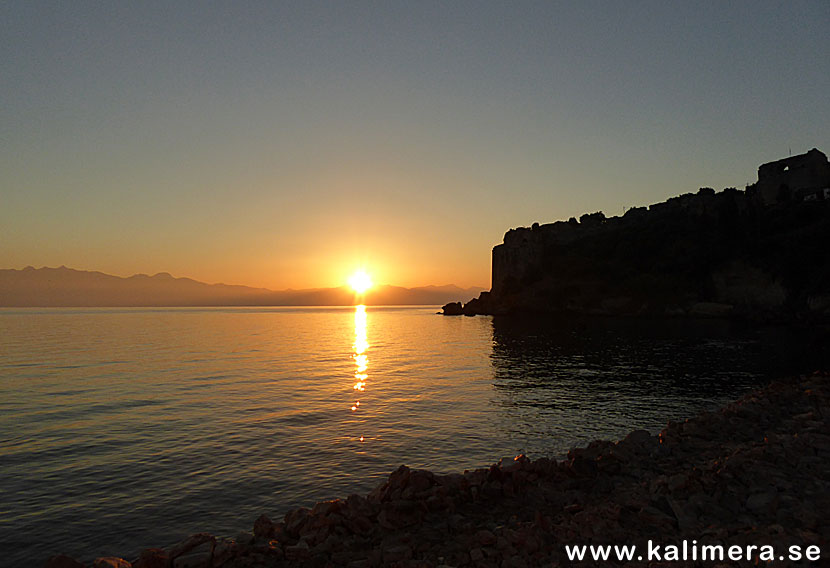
[752,148,830,206]
[459,149,830,321]
[491,186,741,301]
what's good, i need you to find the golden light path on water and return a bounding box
[352,305,368,443]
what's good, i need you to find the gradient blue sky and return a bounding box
[2,1,828,289]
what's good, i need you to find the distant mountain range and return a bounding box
[0,266,486,307]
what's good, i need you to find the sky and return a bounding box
[2,1,828,290]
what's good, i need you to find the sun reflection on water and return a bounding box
[352,305,368,443]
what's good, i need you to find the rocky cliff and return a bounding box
[449,149,830,321]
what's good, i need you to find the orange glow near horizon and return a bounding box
[347,270,373,294]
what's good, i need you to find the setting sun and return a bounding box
[347,270,373,294]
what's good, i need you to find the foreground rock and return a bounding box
[49,373,829,567]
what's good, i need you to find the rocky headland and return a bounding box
[46,372,829,567]
[445,149,830,322]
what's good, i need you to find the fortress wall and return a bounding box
[489,186,751,297]
[755,148,830,205]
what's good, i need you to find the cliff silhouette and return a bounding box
[0,266,484,307]
[448,148,830,321]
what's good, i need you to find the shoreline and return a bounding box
[48,373,829,568]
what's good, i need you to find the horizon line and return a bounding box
[2,264,488,293]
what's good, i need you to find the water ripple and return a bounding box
[0,307,820,566]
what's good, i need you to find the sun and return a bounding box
[348,270,373,294]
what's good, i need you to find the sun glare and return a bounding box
[348,270,373,294]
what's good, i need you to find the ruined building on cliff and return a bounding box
[749,148,830,205]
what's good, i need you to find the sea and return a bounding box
[0,306,822,566]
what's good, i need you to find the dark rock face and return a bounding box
[56,373,830,567]
[441,293,492,316]
[440,302,464,315]
[45,555,86,568]
[453,150,830,320]
[92,559,131,568]
[131,549,167,568]
[460,293,489,316]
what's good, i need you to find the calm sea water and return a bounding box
[0,306,820,565]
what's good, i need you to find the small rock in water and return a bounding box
[441,302,464,315]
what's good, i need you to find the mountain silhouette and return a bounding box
[0,266,485,307]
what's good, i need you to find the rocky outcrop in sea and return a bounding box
[47,372,829,567]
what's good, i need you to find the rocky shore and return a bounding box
[47,373,828,568]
